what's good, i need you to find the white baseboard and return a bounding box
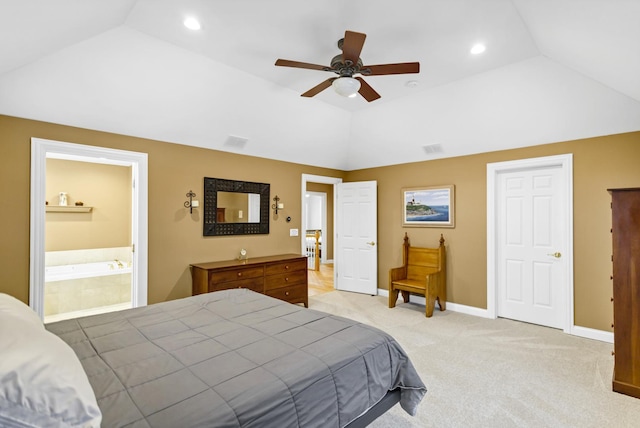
[377,288,612,343]
[378,288,491,318]
[570,325,614,343]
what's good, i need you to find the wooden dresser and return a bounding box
[609,188,640,399]
[191,254,308,307]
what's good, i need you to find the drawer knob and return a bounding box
[285,291,290,296]
[285,265,290,270]
[285,277,289,282]
[237,272,242,277]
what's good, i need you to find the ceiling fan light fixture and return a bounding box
[332,77,361,98]
[183,17,201,31]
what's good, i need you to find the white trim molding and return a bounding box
[379,289,613,342]
[30,138,148,318]
[379,289,491,319]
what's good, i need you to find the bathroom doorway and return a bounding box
[30,138,148,321]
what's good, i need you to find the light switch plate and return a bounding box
[289,228,299,237]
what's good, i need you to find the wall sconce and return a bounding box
[184,190,199,213]
[272,195,284,214]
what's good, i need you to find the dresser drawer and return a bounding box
[264,259,306,276]
[210,266,264,284]
[265,284,307,304]
[264,270,306,291]
[209,277,263,293]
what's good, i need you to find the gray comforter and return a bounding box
[46,289,426,427]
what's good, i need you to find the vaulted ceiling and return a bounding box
[1,0,639,170]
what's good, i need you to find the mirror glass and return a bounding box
[203,177,270,236]
[216,191,260,223]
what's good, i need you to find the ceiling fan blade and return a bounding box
[275,59,328,71]
[342,31,366,64]
[301,78,337,97]
[355,77,381,102]
[363,62,420,76]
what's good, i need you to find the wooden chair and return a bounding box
[389,233,446,317]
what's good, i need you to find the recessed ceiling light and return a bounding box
[184,17,201,31]
[470,43,486,55]
[405,80,419,88]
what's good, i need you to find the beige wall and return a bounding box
[345,133,640,331]
[2,114,639,332]
[46,159,131,251]
[0,115,345,305]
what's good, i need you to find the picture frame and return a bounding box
[402,185,455,228]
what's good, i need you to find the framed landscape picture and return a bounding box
[402,185,455,228]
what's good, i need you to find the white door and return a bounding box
[496,166,566,329]
[335,181,377,295]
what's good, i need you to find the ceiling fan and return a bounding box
[275,30,420,102]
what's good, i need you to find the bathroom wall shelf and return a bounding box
[46,206,93,213]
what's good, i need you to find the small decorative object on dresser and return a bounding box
[609,187,640,399]
[191,254,308,307]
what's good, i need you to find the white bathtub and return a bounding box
[45,261,132,282]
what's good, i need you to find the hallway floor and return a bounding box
[308,263,334,297]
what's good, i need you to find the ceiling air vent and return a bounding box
[422,144,443,155]
[224,135,249,148]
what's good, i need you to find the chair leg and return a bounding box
[401,290,410,303]
[389,287,399,308]
[425,293,436,317]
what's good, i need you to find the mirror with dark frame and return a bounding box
[203,177,270,236]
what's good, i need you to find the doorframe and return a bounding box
[30,138,148,318]
[486,154,574,334]
[301,174,342,285]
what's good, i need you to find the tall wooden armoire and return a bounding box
[609,188,640,399]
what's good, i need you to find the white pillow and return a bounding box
[0,294,102,428]
[0,293,43,329]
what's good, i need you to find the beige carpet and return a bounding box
[308,291,640,428]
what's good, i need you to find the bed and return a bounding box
[1,289,426,427]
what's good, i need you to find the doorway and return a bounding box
[487,154,574,333]
[305,190,328,266]
[301,174,341,291]
[30,138,148,320]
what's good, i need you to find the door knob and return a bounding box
[547,252,562,258]
[367,241,376,246]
